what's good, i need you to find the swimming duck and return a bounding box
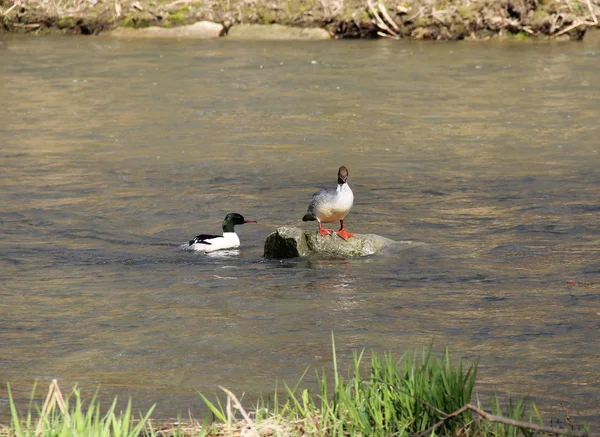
[302,166,355,240]
[177,213,257,252]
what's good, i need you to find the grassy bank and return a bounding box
[1,341,593,437]
[1,0,600,39]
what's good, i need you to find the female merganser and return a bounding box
[302,166,355,240]
[177,213,257,252]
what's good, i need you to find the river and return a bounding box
[0,34,599,425]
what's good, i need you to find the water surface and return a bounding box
[1,35,599,424]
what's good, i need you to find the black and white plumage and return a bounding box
[177,213,257,252]
[302,166,355,240]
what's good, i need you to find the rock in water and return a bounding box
[107,21,224,39]
[264,227,406,259]
[227,24,331,40]
[264,227,308,259]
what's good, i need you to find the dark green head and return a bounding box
[222,213,257,233]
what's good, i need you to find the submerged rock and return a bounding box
[226,24,331,40]
[107,21,224,39]
[264,226,411,259]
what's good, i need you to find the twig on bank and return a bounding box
[218,386,291,437]
[552,0,599,38]
[368,378,596,437]
[412,404,471,437]
[585,0,598,24]
[396,4,408,14]
[219,387,257,430]
[521,25,535,34]
[377,30,398,38]
[1,0,21,17]
[550,13,561,33]
[367,0,389,33]
[220,386,264,436]
[555,19,586,36]
[114,0,121,17]
[35,380,70,437]
[405,6,423,23]
[367,0,398,38]
[413,403,598,437]
[378,2,399,31]
[225,388,233,435]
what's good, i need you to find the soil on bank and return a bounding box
[1,0,599,40]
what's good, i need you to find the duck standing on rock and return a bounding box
[302,166,355,240]
[177,213,257,252]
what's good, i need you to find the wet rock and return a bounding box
[107,21,223,38]
[264,226,407,259]
[226,24,331,40]
[264,227,308,259]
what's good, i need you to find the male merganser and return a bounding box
[177,213,257,252]
[302,166,355,240]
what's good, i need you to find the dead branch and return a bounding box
[554,20,586,36]
[0,0,21,17]
[377,30,398,38]
[413,403,598,437]
[367,0,398,37]
[369,378,596,437]
[378,2,399,31]
[585,0,598,24]
[396,4,408,14]
[521,25,535,34]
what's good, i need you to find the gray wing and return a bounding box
[302,188,333,221]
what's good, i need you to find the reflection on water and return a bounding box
[0,35,599,425]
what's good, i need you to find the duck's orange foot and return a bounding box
[318,227,334,237]
[337,229,355,240]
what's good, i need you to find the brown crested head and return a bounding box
[337,166,349,184]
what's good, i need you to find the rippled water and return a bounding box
[1,35,599,424]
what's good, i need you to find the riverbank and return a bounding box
[1,0,600,40]
[2,344,594,437]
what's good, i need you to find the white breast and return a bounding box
[314,184,354,223]
[191,233,240,252]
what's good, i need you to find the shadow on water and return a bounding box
[0,35,599,425]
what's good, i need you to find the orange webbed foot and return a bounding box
[319,227,334,237]
[337,229,355,240]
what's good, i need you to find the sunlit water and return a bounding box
[1,35,599,425]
